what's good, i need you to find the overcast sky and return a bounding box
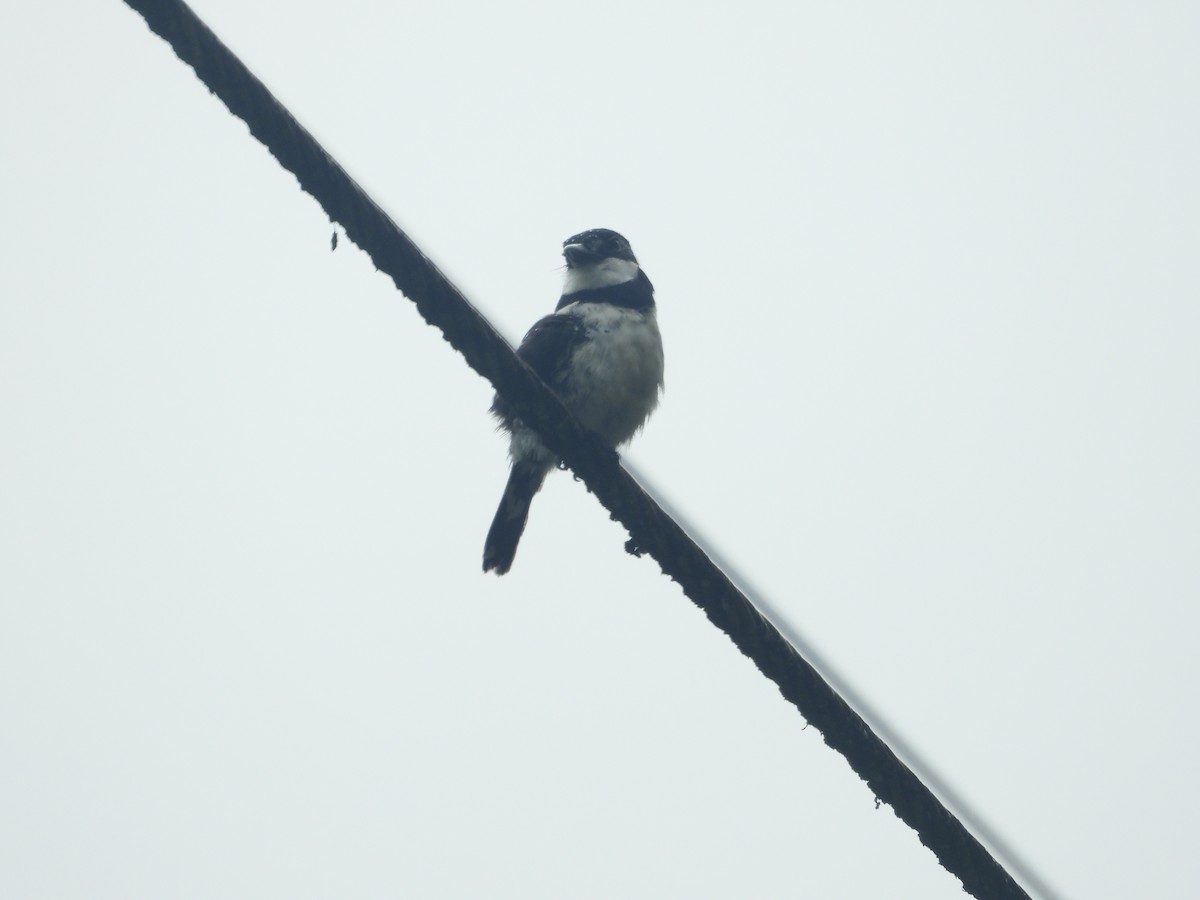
[3,3,1198,898]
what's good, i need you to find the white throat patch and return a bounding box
[562,256,640,294]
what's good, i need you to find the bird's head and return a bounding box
[561,228,640,293]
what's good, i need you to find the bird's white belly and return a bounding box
[561,304,664,446]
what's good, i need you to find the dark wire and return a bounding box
[122,3,1046,897]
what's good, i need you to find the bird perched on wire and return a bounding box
[483,228,665,575]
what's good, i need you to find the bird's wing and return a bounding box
[490,311,585,424]
[516,311,586,385]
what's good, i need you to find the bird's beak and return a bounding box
[562,242,599,268]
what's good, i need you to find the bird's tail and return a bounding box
[483,463,548,575]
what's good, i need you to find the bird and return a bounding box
[483,228,665,575]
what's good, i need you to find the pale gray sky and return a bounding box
[3,3,1198,898]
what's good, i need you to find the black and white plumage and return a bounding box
[483,228,664,575]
